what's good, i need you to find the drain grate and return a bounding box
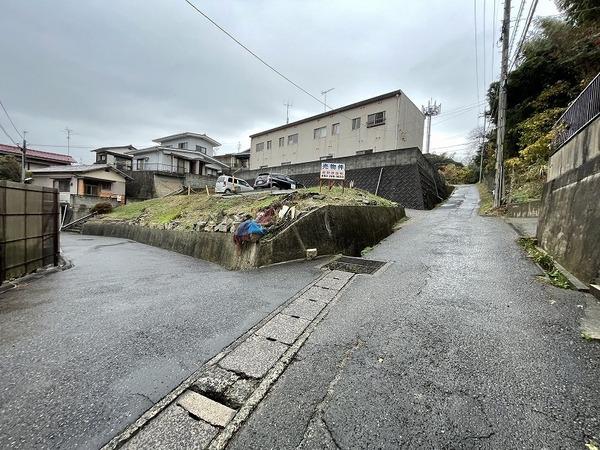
[326,256,387,275]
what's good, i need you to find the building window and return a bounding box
[136,159,145,170]
[367,111,386,127]
[56,179,70,192]
[96,153,107,163]
[278,137,284,147]
[266,140,272,150]
[84,183,99,196]
[356,149,374,155]
[313,126,326,139]
[178,142,188,149]
[100,181,112,191]
[332,123,340,135]
[288,134,298,145]
[352,117,361,130]
[281,161,291,166]
[196,145,207,154]
[256,142,265,152]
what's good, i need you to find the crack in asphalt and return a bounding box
[297,337,365,449]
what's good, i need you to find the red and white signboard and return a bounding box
[320,162,346,180]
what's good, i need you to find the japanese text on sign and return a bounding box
[320,162,346,180]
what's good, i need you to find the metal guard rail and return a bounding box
[553,72,600,152]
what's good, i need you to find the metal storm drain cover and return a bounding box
[326,256,387,275]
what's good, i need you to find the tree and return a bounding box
[0,155,22,182]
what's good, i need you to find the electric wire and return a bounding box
[183,0,343,116]
[0,98,23,140]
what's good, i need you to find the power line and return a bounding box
[183,0,334,114]
[0,121,19,146]
[0,98,23,140]
[508,0,527,57]
[509,0,539,70]
[431,141,478,150]
[473,0,481,110]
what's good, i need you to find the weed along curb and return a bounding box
[82,205,405,269]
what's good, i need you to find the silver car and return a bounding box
[215,175,255,194]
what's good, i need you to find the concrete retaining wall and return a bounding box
[83,205,405,270]
[505,200,541,218]
[236,148,448,210]
[537,114,600,284]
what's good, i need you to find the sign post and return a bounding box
[319,162,346,192]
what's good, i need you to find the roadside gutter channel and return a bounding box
[102,267,361,449]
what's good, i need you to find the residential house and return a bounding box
[213,149,250,171]
[126,132,228,176]
[30,165,130,216]
[92,146,134,171]
[0,143,75,170]
[248,89,424,169]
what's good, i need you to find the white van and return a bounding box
[215,176,255,194]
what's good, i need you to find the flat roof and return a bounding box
[250,89,404,138]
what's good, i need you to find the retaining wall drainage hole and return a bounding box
[326,256,387,275]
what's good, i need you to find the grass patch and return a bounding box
[517,237,572,289]
[100,187,397,230]
[476,183,496,215]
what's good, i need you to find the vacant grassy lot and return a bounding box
[100,187,396,229]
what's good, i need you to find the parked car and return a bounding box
[215,176,254,194]
[253,173,304,190]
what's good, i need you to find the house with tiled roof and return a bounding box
[0,144,75,169]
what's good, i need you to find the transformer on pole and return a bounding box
[421,100,441,154]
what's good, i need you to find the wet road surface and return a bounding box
[229,184,600,449]
[0,234,320,449]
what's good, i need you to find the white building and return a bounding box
[249,90,424,170]
[126,132,228,176]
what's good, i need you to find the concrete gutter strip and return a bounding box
[100,265,338,450]
[552,260,589,292]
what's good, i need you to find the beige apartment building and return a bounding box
[249,90,424,170]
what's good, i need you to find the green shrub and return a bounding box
[90,201,114,215]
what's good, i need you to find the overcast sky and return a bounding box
[1,0,559,164]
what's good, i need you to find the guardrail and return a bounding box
[553,72,600,151]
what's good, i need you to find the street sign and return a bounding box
[320,162,345,180]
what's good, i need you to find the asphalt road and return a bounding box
[229,185,600,449]
[0,234,321,449]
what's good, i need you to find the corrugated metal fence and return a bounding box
[553,72,600,151]
[0,180,60,284]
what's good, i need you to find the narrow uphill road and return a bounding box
[229,184,600,449]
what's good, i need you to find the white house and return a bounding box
[249,90,424,169]
[126,132,228,176]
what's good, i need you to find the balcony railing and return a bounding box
[134,163,187,174]
[553,72,600,151]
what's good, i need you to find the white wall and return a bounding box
[249,93,424,169]
[158,136,217,156]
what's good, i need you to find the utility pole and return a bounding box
[64,127,73,155]
[321,88,334,112]
[421,99,441,154]
[494,0,511,207]
[284,100,292,124]
[21,130,27,183]
[478,112,487,183]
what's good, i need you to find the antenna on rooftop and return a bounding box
[284,100,293,124]
[64,127,74,155]
[321,88,334,112]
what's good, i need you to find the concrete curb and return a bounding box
[0,251,74,296]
